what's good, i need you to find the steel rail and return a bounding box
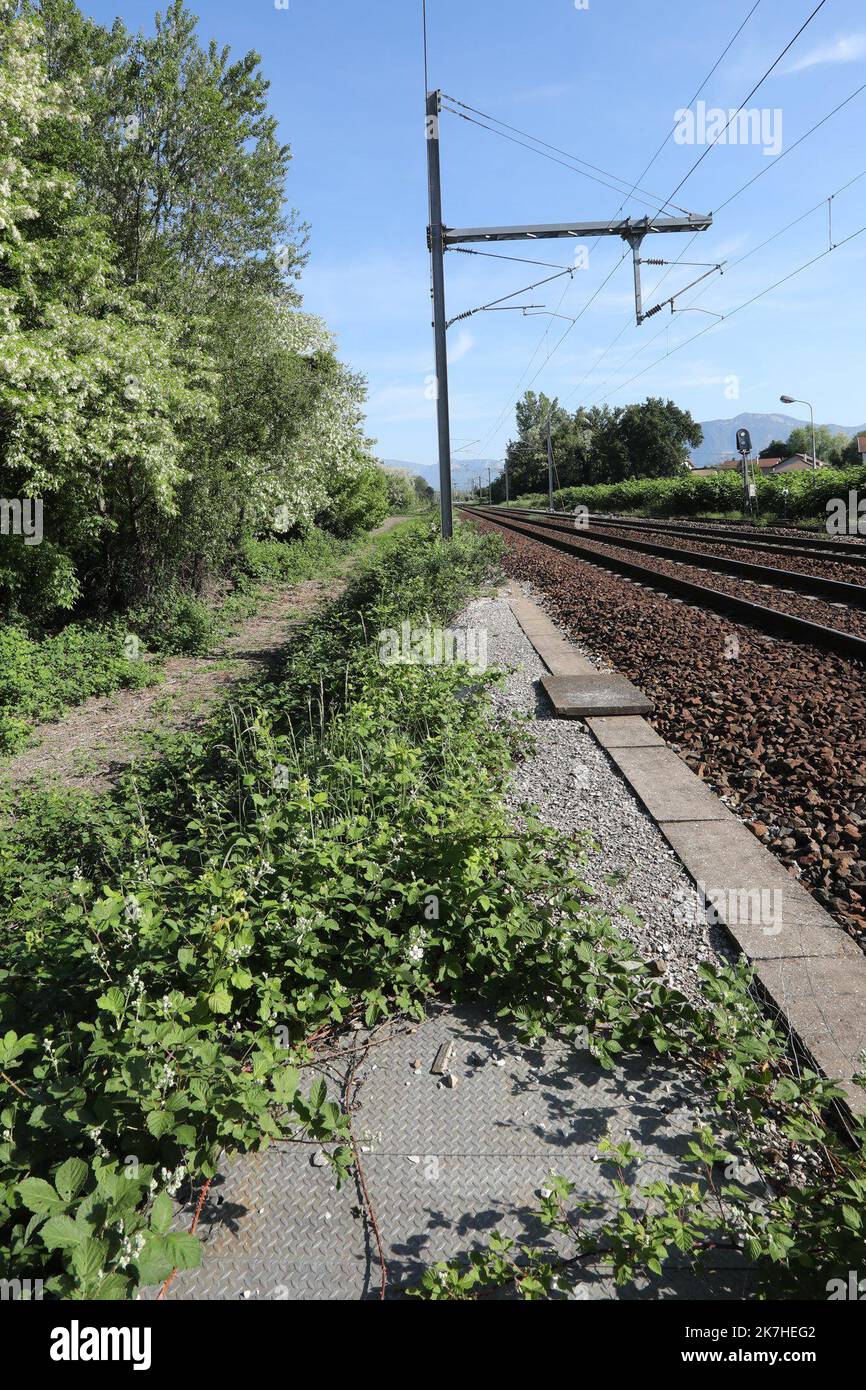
[479,506,866,567]
[466,506,866,608]
[460,506,866,663]
[583,512,866,561]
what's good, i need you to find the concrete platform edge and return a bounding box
[505,583,866,1118]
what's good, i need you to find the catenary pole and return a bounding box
[426,90,454,538]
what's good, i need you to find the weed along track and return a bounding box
[6,524,866,1312]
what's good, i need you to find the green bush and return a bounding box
[317,462,389,537]
[239,528,351,585]
[0,624,157,754]
[127,590,216,657]
[0,540,81,624]
[0,522,509,1297]
[514,464,866,524]
[384,472,415,514]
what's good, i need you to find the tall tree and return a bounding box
[785,425,851,466]
[29,0,308,309]
[0,2,213,615]
[615,398,703,480]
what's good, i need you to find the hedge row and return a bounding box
[514,465,866,524]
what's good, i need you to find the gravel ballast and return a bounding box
[456,588,734,1002]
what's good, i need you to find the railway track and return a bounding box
[462,506,866,660]
[463,505,866,951]
[468,506,866,605]
[580,511,866,566]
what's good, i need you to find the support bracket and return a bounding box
[439,212,714,327]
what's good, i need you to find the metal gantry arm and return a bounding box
[443,216,713,328]
[442,214,712,244]
[425,88,713,537]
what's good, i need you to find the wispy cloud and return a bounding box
[449,329,475,364]
[785,33,866,74]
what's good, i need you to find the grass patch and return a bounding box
[0,526,383,752]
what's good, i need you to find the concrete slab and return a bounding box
[586,716,666,750]
[754,959,866,1115]
[611,746,735,824]
[507,590,595,677]
[658,819,861,961]
[728,916,860,963]
[505,581,866,1119]
[660,820,806,905]
[542,672,655,719]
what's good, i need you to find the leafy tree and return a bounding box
[2,1,383,620]
[28,0,308,308]
[615,398,703,480]
[759,439,789,460]
[412,474,434,506]
[839,435,861,467]
[503,393,702,496]
[784,425,850,465]
[384,472,415,514]
[0,3,213,615]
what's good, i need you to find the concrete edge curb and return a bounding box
[505,581,866,1119]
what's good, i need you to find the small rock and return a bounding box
[311,1150,328,1168]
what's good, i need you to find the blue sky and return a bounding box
[81,0,866,473]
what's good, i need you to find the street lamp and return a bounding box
[780,395,817,477]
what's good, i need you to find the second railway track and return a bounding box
[582,511,866,565]
[462,505,866,661]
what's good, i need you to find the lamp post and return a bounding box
[780,395,817,477]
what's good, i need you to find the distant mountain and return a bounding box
[380,458,503,491]
[692,413,865,470]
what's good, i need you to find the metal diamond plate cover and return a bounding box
[160,1005,754,1301]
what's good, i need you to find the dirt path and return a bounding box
[1,519,408,795]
